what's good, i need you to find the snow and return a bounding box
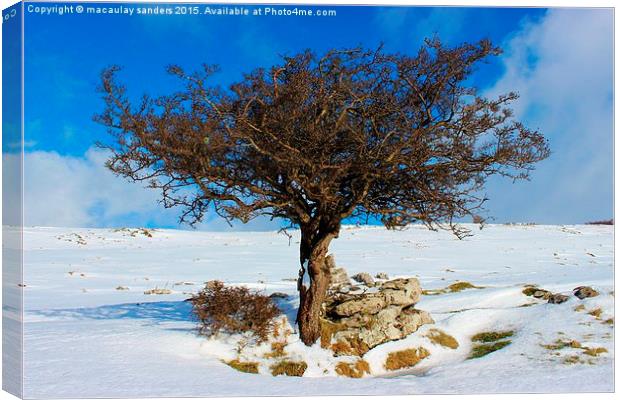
[13,223,613,397]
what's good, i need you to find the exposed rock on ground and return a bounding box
[327,255,350,287]
[351,272,375,287]
[548,293,569,304]
[573,286,599,299]
[375,272,389,280]
[322,259,433,355]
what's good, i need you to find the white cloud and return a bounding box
[3,147,283,230]
[483,9,613,223]
[15,148,174,227]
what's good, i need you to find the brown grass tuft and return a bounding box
[335,359,371,378]
[320,319,345,348]
[583,347,607,357]
[448,281,483,292]
[426,329,459,349]
[331,341,354,356]
[542,338,582,351]
[588,308,603,318]
[385,347,430,371]
[270,360,307,377]
[225,359,259,374]
[264,341,287,358]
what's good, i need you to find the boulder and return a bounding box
[327,255,350,287]
[573,286,599,299]
[533,289,552,300]
[375,272,389,280]
[548,293,569,304]
[334,296,386,317]
[351,272,375,287]
[330,307,434,352]
[321,275,432,355]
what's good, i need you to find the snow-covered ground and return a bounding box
[15,224,614,397]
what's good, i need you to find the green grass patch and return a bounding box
[471,330,514,343]
[469,340,511,359]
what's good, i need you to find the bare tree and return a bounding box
[95,38,549,345]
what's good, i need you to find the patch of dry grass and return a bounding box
[425,329,459,349]
[471,330,514,343]
[588,308,603,318]
[270,360,307,377]
[319,319,345,348]
[542,339,582,350]
[225,359,259,374]
[264,341,287,358]
[583,347,607,357]
[384,347,430,371]
[448,281,483,292]
[422,281,483,296]
[335,359,370,378]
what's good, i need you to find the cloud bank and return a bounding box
[3,148,282,230]
[483,8,613,224]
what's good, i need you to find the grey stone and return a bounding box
[573,286,599,300]
[334,296,386,317]
[327,255,350,287]
[375,272,389,280]
[269,292,289,299]
[322,276,432,354]
[548,293,569,304]
[352,272,375,287]
[533,290,551,300]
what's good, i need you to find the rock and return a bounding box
[533,289,551,300]
[351,272,375,287]
[334,296,386,317]
[548,293,569,304]
[380,278,422,306]
[327,255,349,287]
[573,286,599,299]
[322,276,432,354]
[269,292,289,299]
[331,307,434,352]
[375,272,389,280]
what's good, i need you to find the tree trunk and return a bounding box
[296,222,339,346]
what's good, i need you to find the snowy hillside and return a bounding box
[16,224,613,397]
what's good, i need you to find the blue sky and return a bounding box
[8,4,614,229]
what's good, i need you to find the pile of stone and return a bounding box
[320,256,433,355]
[524,285,600,304]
